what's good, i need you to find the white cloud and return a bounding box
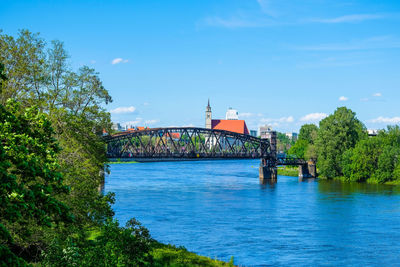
[339,96,348,101]
[145,119,159,125]
[300,113,328,122]
[261,116,294,123]
[143,102,150,106]
[111,58,129,65]
[239,112,254,118]
[110,106,136,114]
[369,116,400,124]
[309,14,384,24]
[373,92,382,97]
[123,119,142,127]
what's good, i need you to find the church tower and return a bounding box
[205,99,212,129]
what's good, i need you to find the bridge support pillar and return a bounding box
[259,164,277,183]
[298,164,310,179]
[299,162,317,179]
[307,162,317,178]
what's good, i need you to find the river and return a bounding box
[105,159,400,266]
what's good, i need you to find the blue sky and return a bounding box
[1,0,400,132]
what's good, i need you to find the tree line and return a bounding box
[0,30,233,266]
[288,107,400,184]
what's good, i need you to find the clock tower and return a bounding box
[205,99,212,129]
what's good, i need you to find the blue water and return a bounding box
[105,160,400,266]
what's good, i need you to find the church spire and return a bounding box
[205,98,212,129]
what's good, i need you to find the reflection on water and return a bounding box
[105,160,400,266]
[318,179,400,195]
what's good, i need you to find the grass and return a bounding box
[277,167,298,177]
[150,242,234,267]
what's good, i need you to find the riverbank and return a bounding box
[318,176,400,186]
[108,160,138,164]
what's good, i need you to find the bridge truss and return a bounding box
[104,127,272,160]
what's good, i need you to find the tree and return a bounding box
[288,124,319,160]
[341,126,400,183]
[0,63,6,92]
[0,30,114,262]
[288,139,308,158]
[0,99,73,264]
[298,124,318,144]
[316,107,366,178]
[341,138,382,182]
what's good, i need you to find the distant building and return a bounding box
[250,130,257,137]
[205,100,249,135]
[259,125,273,139]
[225,108,239,120]
[285,132,298,142]
[368,129,379,136]
[205,100,250,149]
[112,122,123,132]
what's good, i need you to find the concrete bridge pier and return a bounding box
[307,161,317,178]
[259,158,277,183]
[298,161,317,179]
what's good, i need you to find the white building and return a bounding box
[225,108,239,120]
[259,125,273,139]
[112,123,123,131]
[368,129,379,136]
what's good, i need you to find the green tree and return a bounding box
[341,138,382,182]
[288,139,308,158]
[341,126,400,183]
[0,30,114,262]
[316,107,366,178]
[298,124,318,144]
[0,99,72,264]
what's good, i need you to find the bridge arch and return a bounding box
[104,127,271,160]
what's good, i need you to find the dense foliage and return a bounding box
[0,30,232,266]
[342,126,400,183]
[0,99,72,265]
[288,124,318,159]
[315,107,367,178]
[276,132,294,153]
[289,107,400,184]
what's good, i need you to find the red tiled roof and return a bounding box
[211,120,249,135]
[165,133,180,139]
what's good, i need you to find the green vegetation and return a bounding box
[0,30,231,266]
[290,106,400,184]
[342,126,400,183]
[288,124,318,159]
[277,167,298,177]
[276,132,294,153]
[316,107,367,178]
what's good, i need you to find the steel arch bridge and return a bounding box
[104,127,272,161]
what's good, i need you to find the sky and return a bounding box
[1,0,400,132]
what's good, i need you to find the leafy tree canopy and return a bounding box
[0,99,73,264]
[298,124,318,144]
[316,107,366,178]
